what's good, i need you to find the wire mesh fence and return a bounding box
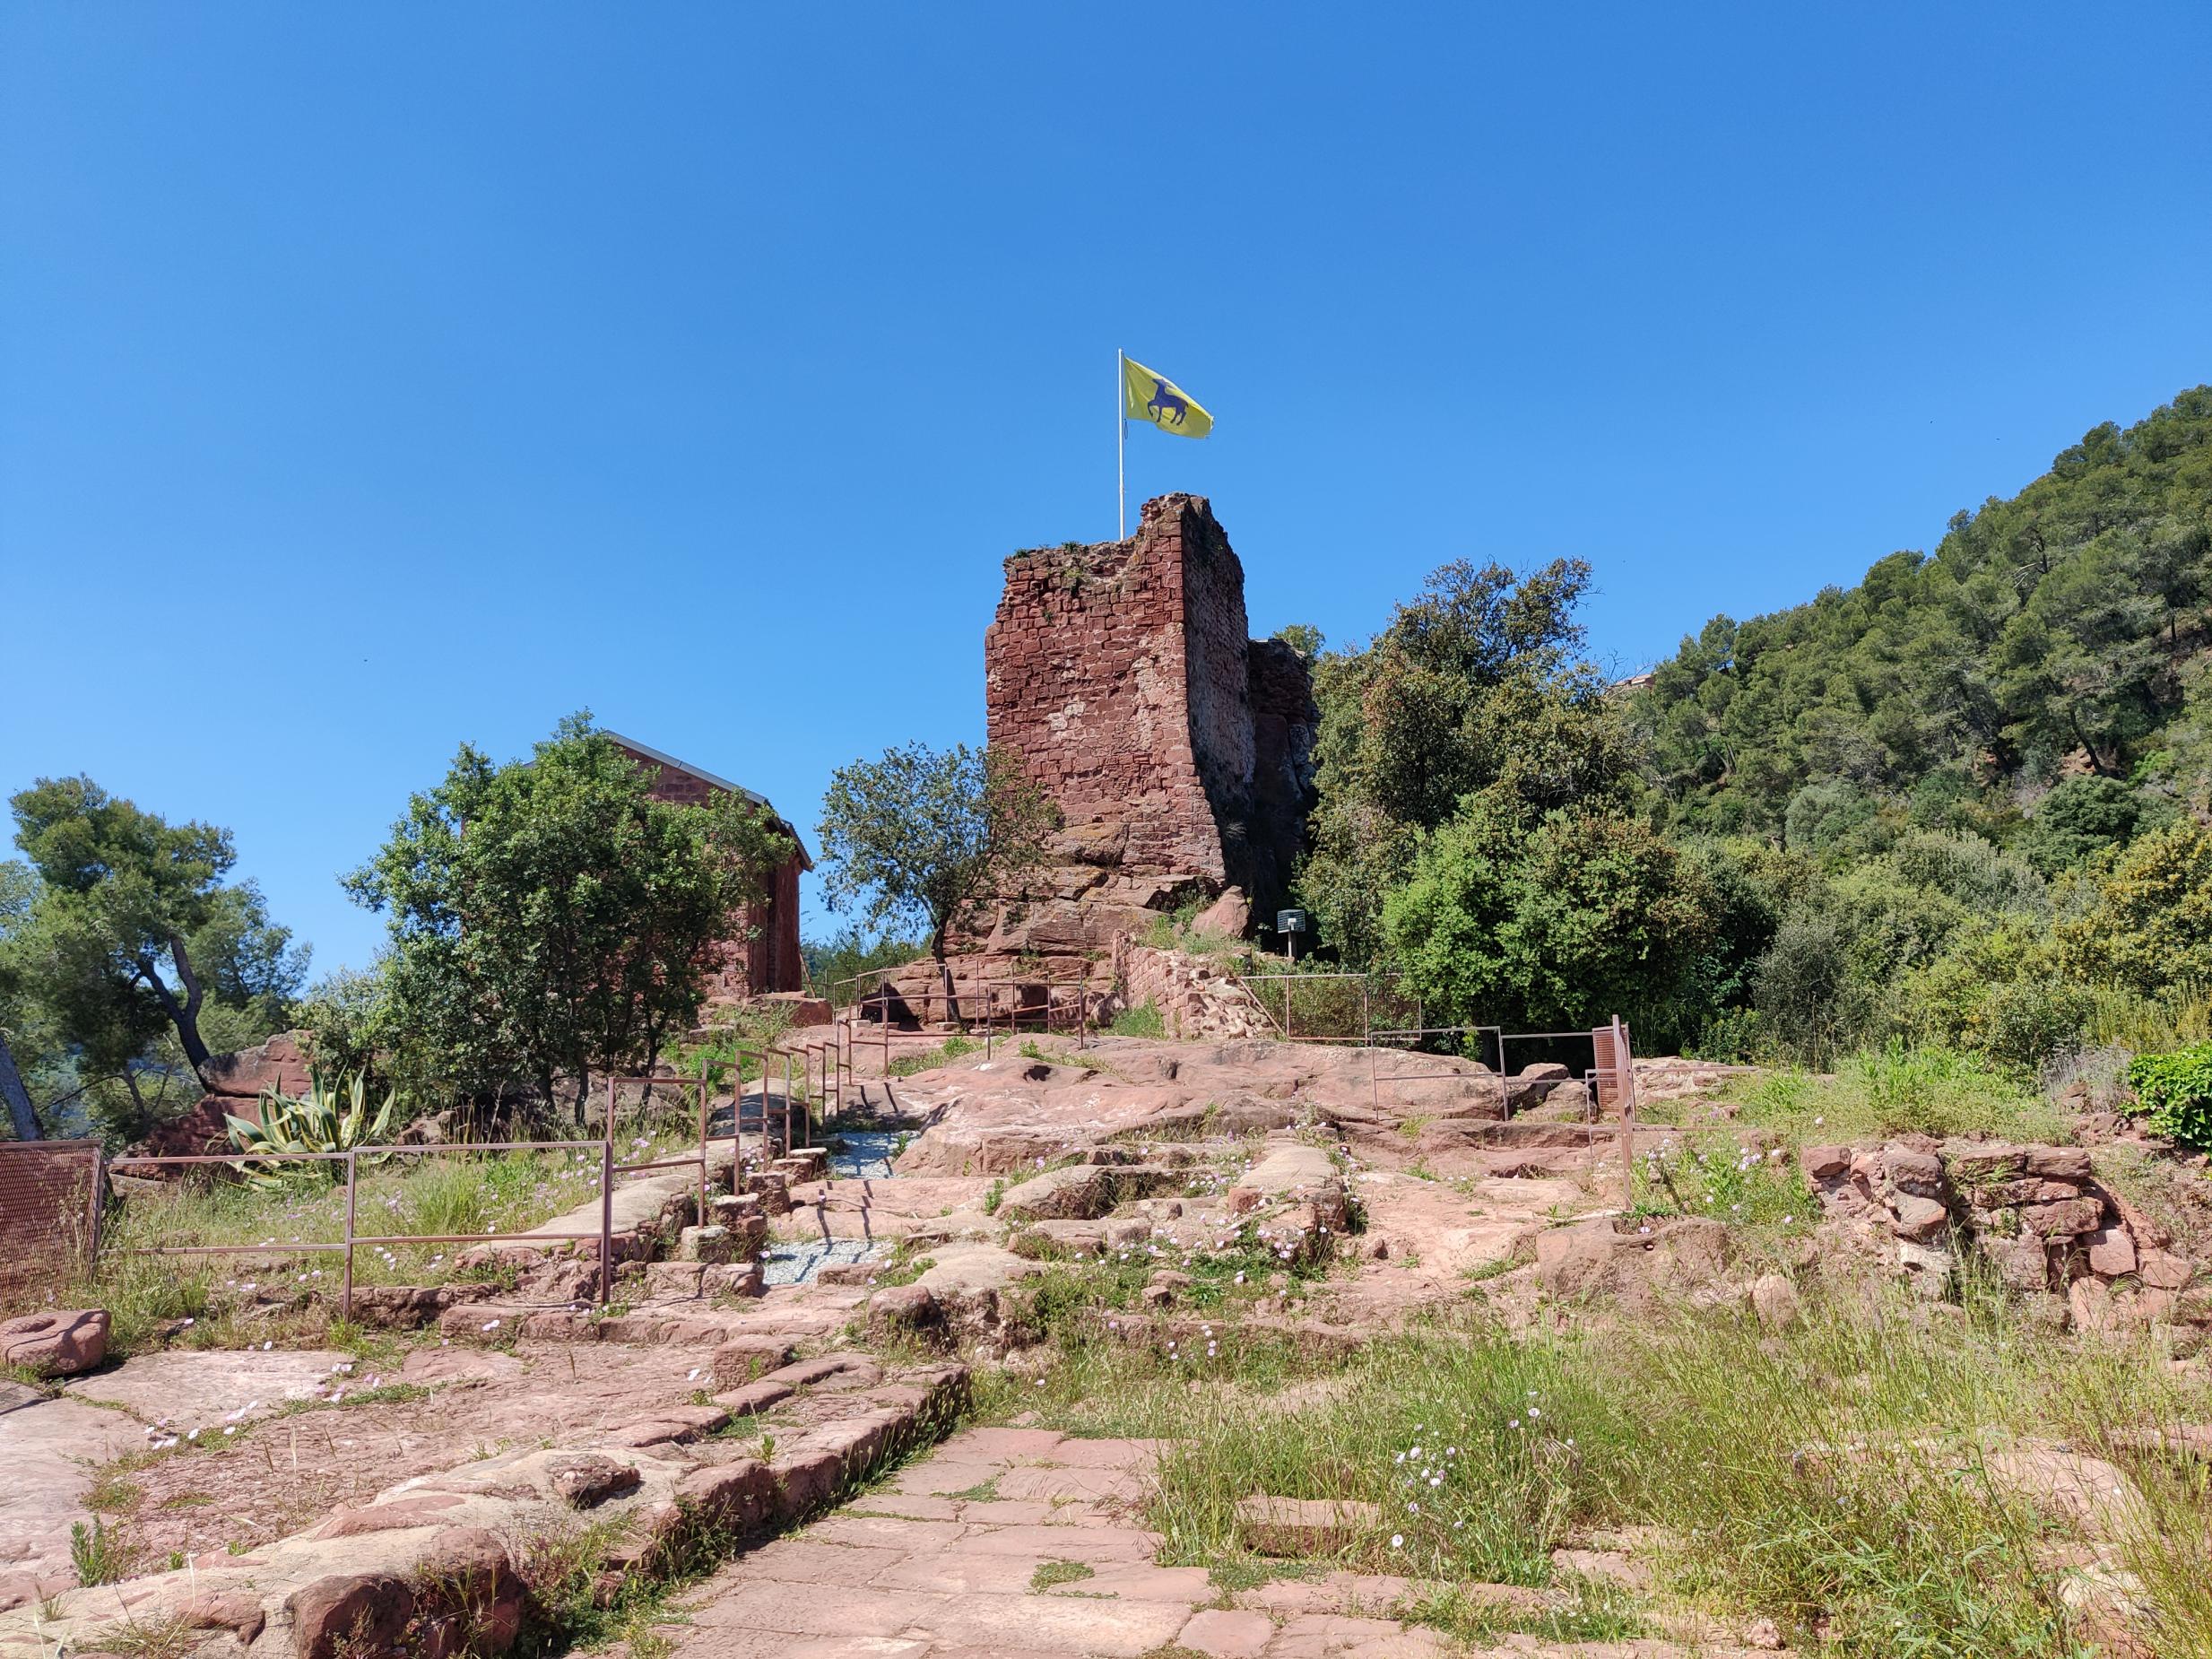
[0,1139,103,1296]
[1235,971,1423,1043]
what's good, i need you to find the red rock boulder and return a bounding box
[0,1307,109,1376]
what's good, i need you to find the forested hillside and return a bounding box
[1643,387,2212,830]
[1292,386,2212,1077]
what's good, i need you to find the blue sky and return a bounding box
[4,3,2208,977]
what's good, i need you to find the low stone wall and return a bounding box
[1108,941,1275,1039]
[1808,1138,2206,1335]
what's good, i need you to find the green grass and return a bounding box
[889,1034,980,1077]
[1725,1042,2072,1149]
[71,1516,135,1586]
[1630,1131,1817,1227]
[1002,1214,1334,1333]
[1398,1576,1650,1644]
[974,1276,2212,1655]
[1029,1559,1095,1591]
[0,1135,704,1356]
[1108,1001,1167,1039]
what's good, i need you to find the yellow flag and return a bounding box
[1122,355,1212,439]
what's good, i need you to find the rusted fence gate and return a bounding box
[0,1139,104,1299]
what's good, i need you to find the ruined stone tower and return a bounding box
[973,493,1318,960]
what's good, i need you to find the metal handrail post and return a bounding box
[342,1150,358,1321]
[86,1147,104,1270]
[599,1135,615,1305]
[696,1063,709,1228]
[1614,1014,1638,1208]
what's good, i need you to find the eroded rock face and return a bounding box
[994,1161,1179,1223]
[1236,1495,1381,1556]
[1534,1217,1735,1306]
[889,1037,1498,1177]
[1109,941,1279,1040]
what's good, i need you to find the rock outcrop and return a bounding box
[1808,1139,2206,1335]
[0,1308,108,1377]
[135,1031,314,1159]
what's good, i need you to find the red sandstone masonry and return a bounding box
[985,497,1227,882]
[980,495,1316,946]
[611,740,809,996]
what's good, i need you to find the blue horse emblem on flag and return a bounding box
[1146,378,1189,427]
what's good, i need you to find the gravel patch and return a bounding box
[825,1130,902,1182]
[760,1237,889,1287]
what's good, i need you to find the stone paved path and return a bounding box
[631,1423,1452,1658]
[632,1425,1780,1659]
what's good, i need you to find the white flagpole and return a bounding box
[1116,348,1126,539]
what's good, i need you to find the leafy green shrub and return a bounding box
[1730,1043,2069,1147]
[1973,977,2097,1074]
[802,926,926,1007]
[2125,1042,2212,1150]
[1687,1007,1773,1064]
[71,1517,133,1586]
[226,1068,400,1184]
[1750,912,1873,1067]
[2085,981,2212,1053]
[2021,776,2170,875]
[1384,791,1713,1038]
[1783,777,1881,854]
[2056,818,2212,995]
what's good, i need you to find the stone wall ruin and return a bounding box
[969,493,1317,964]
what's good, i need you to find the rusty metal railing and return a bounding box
[1363,1015,1641,1205]
[96,1055,828,1320]
[832,966,1097,1073]
[1233,971,1422,1044]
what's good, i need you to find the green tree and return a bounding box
[815,742,1057,1000]
[802,926,929,1007]
[1641,387,2212,828]
[1382,791,1713,1041]
[2054,817,2212,996]
[0,860,46,1139]
[345,716,793,1113]
[1298,558,1639,965]
[5,779,306,1137]
[2020,776,2169,874]
[1751,912,1874,1068]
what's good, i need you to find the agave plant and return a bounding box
[226,1067,402,1185]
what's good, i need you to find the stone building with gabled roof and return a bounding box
[602,732,811,998]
